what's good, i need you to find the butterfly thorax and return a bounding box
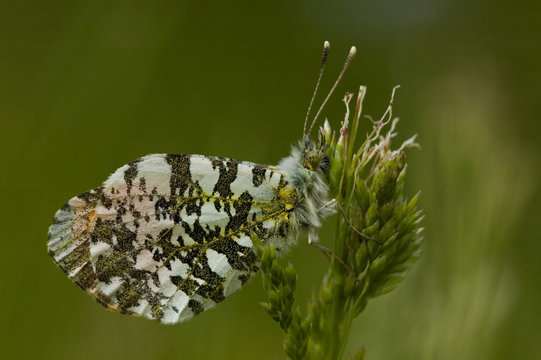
[277,138,331,243]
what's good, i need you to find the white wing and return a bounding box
[48,153,297,324]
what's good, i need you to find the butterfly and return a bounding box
[47,42,356,324]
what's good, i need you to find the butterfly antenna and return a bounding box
[303,41,331,138]
[307,46,356,136]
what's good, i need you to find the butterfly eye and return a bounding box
[302,149,321,171]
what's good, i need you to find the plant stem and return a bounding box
[258,85,423,360]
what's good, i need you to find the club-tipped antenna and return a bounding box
[306,45,357,137]
[303,41,331,137]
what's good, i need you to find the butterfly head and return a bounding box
[301,137,329,172]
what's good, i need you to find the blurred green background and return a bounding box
[1,1,540,359]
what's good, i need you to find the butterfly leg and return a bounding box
[317,198,337,217]
[334,200,379,244]
[310,238,353,274]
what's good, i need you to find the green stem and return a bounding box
[259,85,422,360]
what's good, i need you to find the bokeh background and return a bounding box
[1,1,540,359]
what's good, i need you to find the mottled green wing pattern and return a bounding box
[48,153,298,324]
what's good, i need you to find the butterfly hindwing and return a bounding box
[48,153,298,324]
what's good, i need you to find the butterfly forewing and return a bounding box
[48,153,298,324]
